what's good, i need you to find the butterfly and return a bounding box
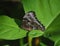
[21,11,45,31]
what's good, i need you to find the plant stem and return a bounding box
[35,37,40,46]
[20,38,24,46]
[28,37,32,46]
[32,37,40,46]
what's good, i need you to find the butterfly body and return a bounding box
[21,11,45,31]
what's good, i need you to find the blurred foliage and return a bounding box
[0,16,27,40]
[0,0,60,46]
[22,0,60,45]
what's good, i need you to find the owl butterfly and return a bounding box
[21,11,45,31]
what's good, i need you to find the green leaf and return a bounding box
[28,30,44,38]
[0,15,27,40]
[22,0,60,42]
[22,0,60,28]
[44,14,60,42]
[54,39,60,46]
